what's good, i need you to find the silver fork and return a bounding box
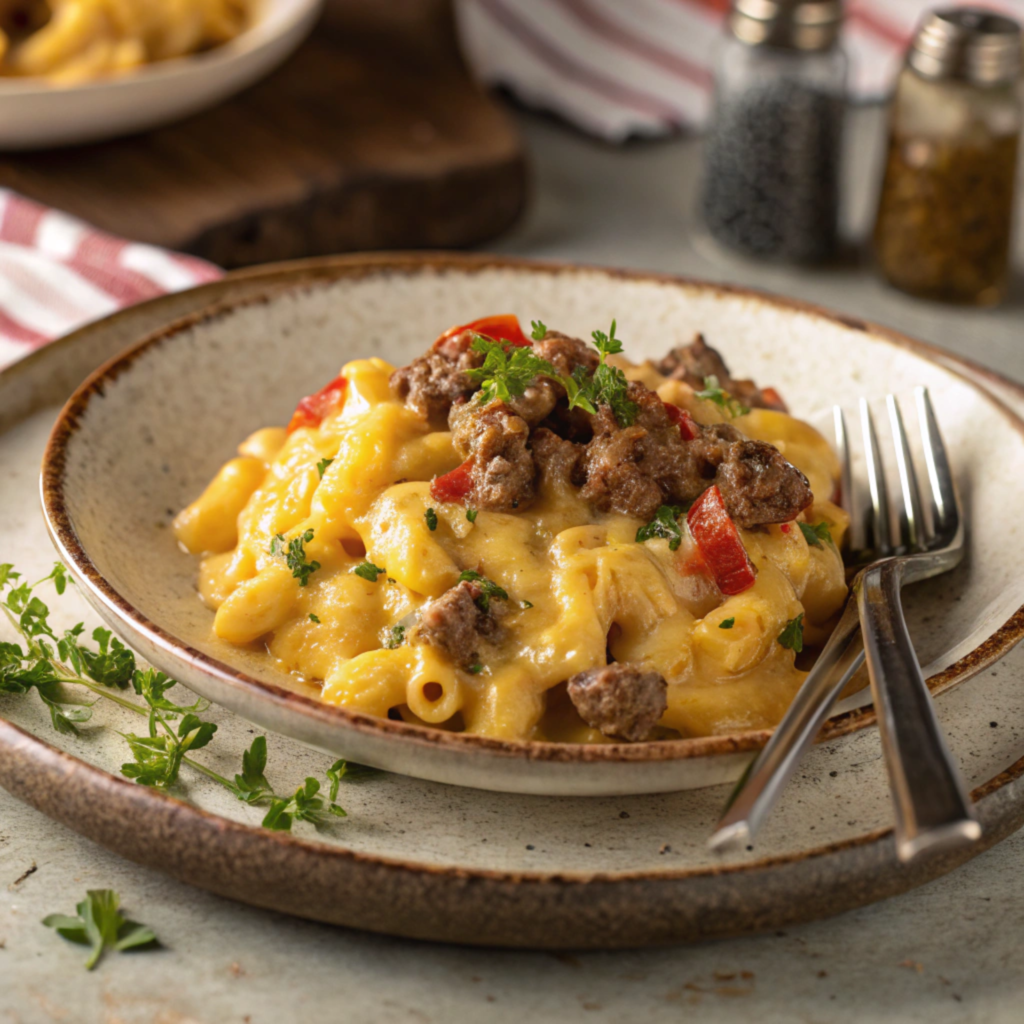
[709,387,980,863]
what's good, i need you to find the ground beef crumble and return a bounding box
[413,580,503,668]
[567,663,668,741]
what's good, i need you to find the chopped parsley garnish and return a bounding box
[468,662,484,675]
[353,561,386,582]
[583,320,638,427]
[520,600,533,610]
[465,336,562,406]
[458,569,509,613]
[777,614,804,653]
[270,529,320,586]
[696,375,750,418]
[383,624,406,649]
[466,509,478,523]
[425,507,439,531]
[530,319,548,341]
[720,617,735,629]
[799,521,833,548]
[636,505,685,551]
[309,613,321,624]
[43,889,159,970]
[316,457,334,479]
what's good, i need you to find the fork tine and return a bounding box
[860,398,892,555]
[832,405,859,550]
[915,387,958,540]
[886,395,927,551]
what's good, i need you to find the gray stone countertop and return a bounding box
[3,106,1023,1023]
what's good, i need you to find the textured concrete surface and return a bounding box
[3,106,1024,1021]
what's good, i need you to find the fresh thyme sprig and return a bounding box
[0,563,376,832]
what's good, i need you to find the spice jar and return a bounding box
[700,0,848,263]
[873,9,1022,306]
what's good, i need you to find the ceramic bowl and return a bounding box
[0,0,321,150]
[40,254,1024,795]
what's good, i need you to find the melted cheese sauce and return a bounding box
[174,357,849,742]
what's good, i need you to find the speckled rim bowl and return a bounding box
[39,254,1024,796]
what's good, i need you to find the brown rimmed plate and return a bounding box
[37,254,1024,795]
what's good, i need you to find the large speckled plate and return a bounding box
[35,255,1024,796]
[3,255,1024,947]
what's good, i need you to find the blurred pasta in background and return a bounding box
[0,0,252,82]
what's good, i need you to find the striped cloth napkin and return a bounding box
[454,0,1024,140]
[0,189,221,372]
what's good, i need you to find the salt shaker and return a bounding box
[873,9,1022,305]
[700,0,847,263]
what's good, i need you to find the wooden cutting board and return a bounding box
[0,0,527,268]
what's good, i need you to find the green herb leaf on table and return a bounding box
[798,521,833,548]
[353,561,386,582]
[43,889,159,970]
[777,614,805,653]
[636,505,685,551]
[326,758,381,800]
[696,375,750,419]
[425,508,439,532]
[458,570,509,613]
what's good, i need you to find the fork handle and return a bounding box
[857,561,981,863]
[708,596,865,853]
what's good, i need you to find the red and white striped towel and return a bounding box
[0,190,221,371]
[454,0,1024,140]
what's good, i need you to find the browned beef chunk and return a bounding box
[390,329,484,428]
[567,663,668,741]
[530,427,584,491]
[449,399,536,511]
[578,382,811,526]
[414,580,501,668]
[533,331,600,377]
[715,440,813,528]
[657,333,786,412]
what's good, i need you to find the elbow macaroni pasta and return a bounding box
[0,0,251,82]
[175,351,850,743]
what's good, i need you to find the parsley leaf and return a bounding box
[520,600,533,610]
[316,457,334,479]
[466,509,478,523]
[799,521,833,548]
[465,336,561,406]
[270,529,320,586]
[458,570,509,613]
[261,777,346,832]
[309,613,320,623]
[577,320,637,426]
[468,662,484,675]
[636,505,685,551]
[43,889,159,970]
[530,319,548,341]
[777,614,804,653]
[383,624,406,649]
[425,508,439,531]
[353,561,386,582]
[696,375,750,418]
[719,617,736,629]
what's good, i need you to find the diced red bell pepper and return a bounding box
[430,458,475,504]
[759,387,788,413]
[661,399,699,440]
[686,485,757,596]
[437,314,532,349]
[287,375,347,433]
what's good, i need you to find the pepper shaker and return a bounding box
[873,9,1022,306]
[700,0,848,263]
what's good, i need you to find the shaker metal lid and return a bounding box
[729,0,843,50]
[907,8,1021,85]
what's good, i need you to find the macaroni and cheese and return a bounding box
[0,0,251,83]
[175,316,849,743]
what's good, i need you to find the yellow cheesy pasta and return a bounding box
[175,316,850,744]
[0,0,251,83]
